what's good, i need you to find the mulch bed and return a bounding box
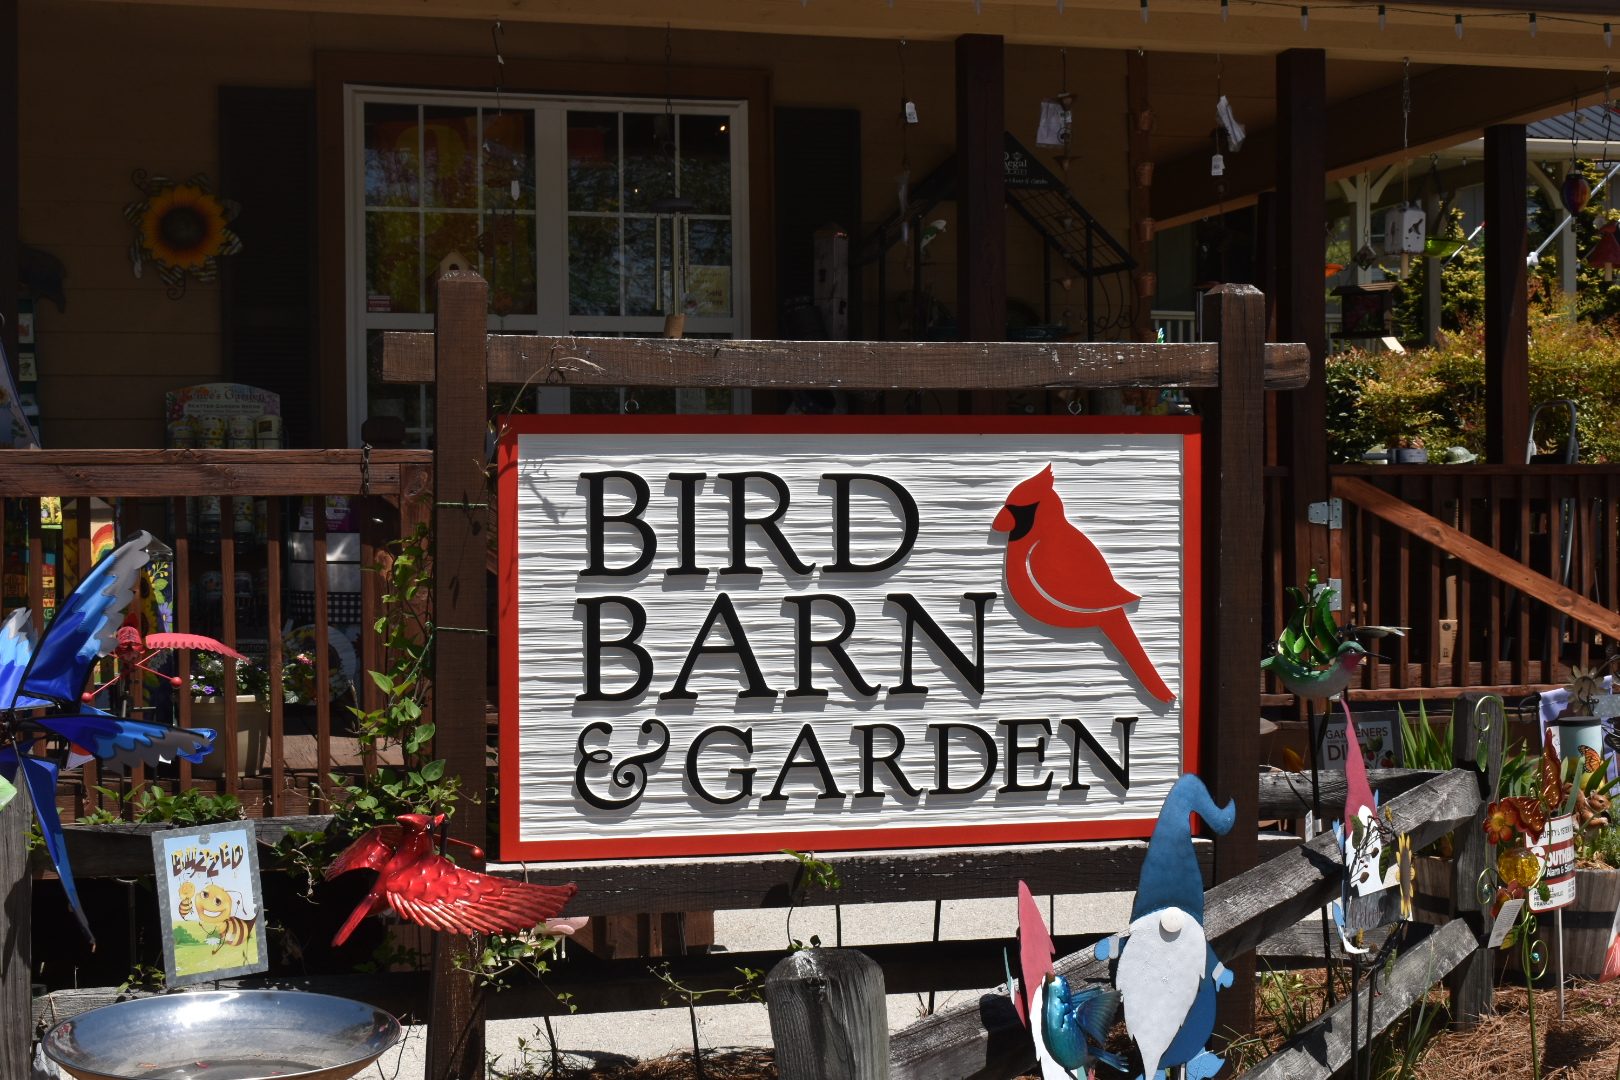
[493,978,1620,1078]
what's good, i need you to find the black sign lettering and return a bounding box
[718,472,816,577]
[580,471,656,577]
[661,593,776,702]
[1061,716,1137,790]
[854,723,921,798]
[888,592,996,696]
[664,472,711,578]
[684,725,756,805]
[999,718,1054,793]
[928,722,998,794]
[763,724,844,803]
[784,595,882,699]
[576,598,653,702]
[575,719,670,809]
[824,473,920,574]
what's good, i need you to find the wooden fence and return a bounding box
[0,451,431,818]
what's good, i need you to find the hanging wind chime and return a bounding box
[1036,48,1075,173]
[653,24,696,337]
[1381,59,1426,278]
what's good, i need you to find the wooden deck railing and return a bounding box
[0,449,432,819]
[1265,463,1620,704]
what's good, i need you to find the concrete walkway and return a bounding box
[354,892,1136,1078]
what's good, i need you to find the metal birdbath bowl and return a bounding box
[42,990,403,1080]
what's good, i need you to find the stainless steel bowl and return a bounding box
[41,989,403,1080]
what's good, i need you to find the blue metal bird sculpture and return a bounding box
[0,531,217,945]
[1011,880,1126,1078]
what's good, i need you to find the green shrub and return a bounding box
[1328,314,1620,463]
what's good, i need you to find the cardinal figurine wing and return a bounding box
[11,531,151,709]
[325,825,408,880]
[386,859,577,936]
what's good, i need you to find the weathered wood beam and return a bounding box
[887,768,1480,1080]
[1236,919,1477,1080]
[1334,474,1620,641]
[1156,67,1614,229]
[1484,124,1530,465]
[379,333,1311,390]
[1257,768,1439,819]
[0,450,432,497]
[1,784,30,1077]
[426,270,491,1079]
[0,0,17,375]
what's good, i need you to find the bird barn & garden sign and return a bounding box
[497,415,1201,862]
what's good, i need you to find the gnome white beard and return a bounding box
[1115,906,1206,1080]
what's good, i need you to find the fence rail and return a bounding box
[2,449,430,819]
[1334,464,1618,697]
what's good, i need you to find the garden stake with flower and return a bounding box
[124,170,242,299]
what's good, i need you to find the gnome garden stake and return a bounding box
[1096,774,1236,1080]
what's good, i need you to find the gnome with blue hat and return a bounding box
[1095,774,1236,1080]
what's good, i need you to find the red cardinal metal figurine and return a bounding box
[993,464,1175,703]
[326,813,577,946]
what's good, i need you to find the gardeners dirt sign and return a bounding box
[498,416,1201,861]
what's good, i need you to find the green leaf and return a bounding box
[370,671,395,694]
[421,759,446,782]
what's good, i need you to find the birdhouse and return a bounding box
[1562,170,1592,215]
[1332,280,1399,339]
[1382,204,1427,256]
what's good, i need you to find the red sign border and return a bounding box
[497,414,1202,862]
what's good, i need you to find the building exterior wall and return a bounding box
[19,3,1137,446]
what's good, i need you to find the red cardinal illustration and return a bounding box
[993,464,1175,703]
[327,813,577,945]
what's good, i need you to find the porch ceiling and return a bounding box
[80,0,1617,70]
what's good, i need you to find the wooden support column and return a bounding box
[1484,124,1529,465]
[0,0,19,367]
[425,270,491,1080]
[1274,49,1330,586]
[1126,49,1154,344]
[955,34,1005,345]
[1202,284,1267,1039]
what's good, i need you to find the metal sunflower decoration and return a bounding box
[124,170,242,299]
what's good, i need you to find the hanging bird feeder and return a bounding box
[1562,169,1592,215]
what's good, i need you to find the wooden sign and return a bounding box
[498,416,1201,862]
[151,821,267,987]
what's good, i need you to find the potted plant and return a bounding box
[188,651,271,777]
[1358,365,1442,465]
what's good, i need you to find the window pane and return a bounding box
[365,212,420,314]
[623,113,677,214]
[569,217,620,316]
[423,106,479,209]
[484,214,537,316]
[483,110,535,212]
[567,111,619,213]
[364,104,420,208]
[683,219,732,318]
[424,212,479,311]
[680,114,732,215]
[623,216,662,317]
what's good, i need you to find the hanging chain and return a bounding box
[491,19,505,116]
[664,24,675,121]
[1401,57,1411,206]
[1060,47,1068,96]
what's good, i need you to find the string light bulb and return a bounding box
[1455,14,1464,38]
[1528,12,1537,37]
[1300,5,1309,30]
[1377,4,1386,29]
[1140,0,1149,23]
[1606,22,1613,47]
[1220,0,1228,22]
[1057,0,1064,12]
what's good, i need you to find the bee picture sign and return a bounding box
[150,820,268,987]
[499,415,1202,862]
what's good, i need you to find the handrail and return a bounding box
[1334,473,1620,642]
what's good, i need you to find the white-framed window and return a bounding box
[344,86,751,445]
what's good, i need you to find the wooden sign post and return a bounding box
[387,277,1291,1080]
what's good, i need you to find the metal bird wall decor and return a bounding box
[0,531,218,945]
[326,813,578,946]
